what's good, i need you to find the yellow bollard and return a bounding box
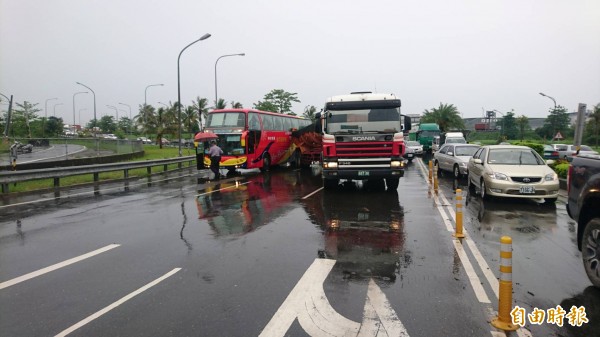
[428,161,433,184]
[453,189,465,238]
[433,163,438,194]
[491,236,518,331]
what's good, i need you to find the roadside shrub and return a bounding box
[511,141,544,157]
[553,162,570,179]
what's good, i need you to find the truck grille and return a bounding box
[335,141,393,157]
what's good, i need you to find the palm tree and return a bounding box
[230,101,243,109]
[214,98,227,110]
[192,97,209,129]
[421,103,464,132]
[183,105,198,134]
[591,103,600,146]
[135,104,156,135]
[303,105,318,122]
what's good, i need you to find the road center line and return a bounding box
[0,244,120,290]
[301,187,323,200]
[54,268,181,337]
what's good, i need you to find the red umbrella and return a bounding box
[194,131,218,142]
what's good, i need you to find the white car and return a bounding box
[405,141,423,156]
[137,137,152,144]
[103,134,117,140]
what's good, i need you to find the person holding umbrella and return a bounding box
[208,140,223,180]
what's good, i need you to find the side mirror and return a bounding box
[403,116,412,131]
[447,152,453,156]
[473,158,483,165]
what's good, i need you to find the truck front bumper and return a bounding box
[322,168,404,179]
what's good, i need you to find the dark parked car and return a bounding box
[543,144,559,160]
[567,153,600,287]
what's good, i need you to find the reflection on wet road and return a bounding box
[0,158,596,336]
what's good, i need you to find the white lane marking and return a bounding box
[452,239,491,303]
[0,244,120,290]
[54,268,181,337]
[416,158,533,337]
[195,180,251,197]
[260,258,409,337]
[301,187,323,200]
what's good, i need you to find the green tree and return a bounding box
[99,115,116,133]
[585,103,600,146]
[500,111,518,140]
[230,101,243,109]
[46,116,64,137]
[421,103,464,132]
[214,98,227,110]
[192,97,209,130]
[183,105,199,134]
[254,89,300,114]
[135,104,156,135]
[302,105,318,122]
[542,105,570,140]
[516,115,530,141]
[117,117,134,135]
[12,101,41,138]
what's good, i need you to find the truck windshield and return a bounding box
[419,130,440,138]
[325,108,400,134]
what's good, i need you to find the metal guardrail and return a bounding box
[0,156,196,194]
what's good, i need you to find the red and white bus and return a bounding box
[195,109,311,173]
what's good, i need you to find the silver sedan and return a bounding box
[433,144,480,178]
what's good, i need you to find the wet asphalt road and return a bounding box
[0,158,597,337]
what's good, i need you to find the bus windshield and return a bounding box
[206,112,246,128]
[326,108,400,134]
[204,134,246,156]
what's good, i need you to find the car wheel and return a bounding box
[582,218,600,288]
[453,165,460,178]
[480,180,489,200]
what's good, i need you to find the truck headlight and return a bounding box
[391,161,403,168]
[545,173,558,181]
[324,162,338,169]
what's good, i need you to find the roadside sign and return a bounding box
[553,132,563,140]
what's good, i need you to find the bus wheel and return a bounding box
[260,155,271,172]
[323,179,338,189]
[386,178,400,191]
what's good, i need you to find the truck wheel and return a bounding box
[582,218,600,288]
[386,178,400,191]
[323,179,338,190]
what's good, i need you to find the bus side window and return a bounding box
[262,115,273,130]
[274,115,283,130]
[249,112,260,130]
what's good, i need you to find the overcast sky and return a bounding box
[1,0,599,125]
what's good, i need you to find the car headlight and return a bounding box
[488,172,508,180]
[545,172,558,181]
[459,162,467,167]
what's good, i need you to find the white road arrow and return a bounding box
[260,258,409,337]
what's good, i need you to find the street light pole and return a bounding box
[44,97,58,138]
[1,92,13,141]
[72,91,88,127]
[76,82,97,130]
[177,33,211,156]
[53,103,64,117]
[539,92,557,110]
[214,53,245,108]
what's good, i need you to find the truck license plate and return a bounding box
[519,186,535,194]
[358,171,369,177]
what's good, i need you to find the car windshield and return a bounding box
[407,141,420,146]
[580,145,593,151]
[326,108,400,134]
[487,149,544,165]
[454,146,479,156]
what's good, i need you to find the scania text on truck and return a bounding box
[318,92,410,191]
